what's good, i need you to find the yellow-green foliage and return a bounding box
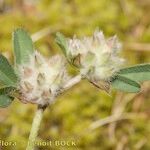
[0,0,150,149]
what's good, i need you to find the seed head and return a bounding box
[66,30,124,91]
[18,51,70,106]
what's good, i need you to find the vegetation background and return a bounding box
[0,0,149,149]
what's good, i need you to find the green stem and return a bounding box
[26,105,45,150]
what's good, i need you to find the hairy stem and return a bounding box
[63,75,81,91]
[26,106,45,150]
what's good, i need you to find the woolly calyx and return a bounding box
[66,30,124,92]
[18,51,70,106]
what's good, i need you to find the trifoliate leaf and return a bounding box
[0,55,18,87]
[55,32,68,56]
[118,64,150,82]
[111,75,141,93]
[13,28,34,65]
[0,95,14,108]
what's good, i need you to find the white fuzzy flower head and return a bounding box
[66,30,124,91]
[18,51,70,106]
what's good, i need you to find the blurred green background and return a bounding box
[0,0,150,149]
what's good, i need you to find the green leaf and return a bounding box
[0,87,16,95]
[0,95,13,108]
[55,32,68,56]
[13,28,34,65]
[118,64,150,82]
[0,55,18,87]
[111,75,141,93]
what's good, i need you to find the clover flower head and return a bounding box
[18,51,70,106]
[66,30,124,91]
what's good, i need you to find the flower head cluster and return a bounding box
[18,51,70,106]
[66,30,124,91]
